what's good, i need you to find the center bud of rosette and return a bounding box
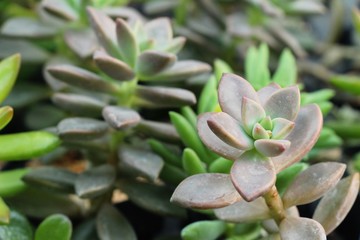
[206,95,295,158]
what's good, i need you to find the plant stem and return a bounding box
[263,185,286,225]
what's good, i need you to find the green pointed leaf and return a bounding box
[0,169,28,197]
[181,220,226,240]
[148,139,182,168]
[301,89,335,105]
[198,75,218,114]
[0,53,20,104]
[330,74,360,95]
[0,210,33,240]
[160,163,187,185]
[245,44,270,90]
[276,163,308,196]
[180,106,197,130]
[0,106,13,131]
[35,214,72,240]
[169,111,209,162]
[214,59,233,83]
[272,49,297,87]
[0,198,9,224]
[97,204,136,240]
[209,157,232,173]
[182,148,206,175]
[0,131,61,161]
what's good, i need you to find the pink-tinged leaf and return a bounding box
[279,217,326,240]
[144,18,172,48]
[214,197,270,222]
[282,162,346,208]
[263,86,300,121]
[313,173,360,234]
[262,207,299,233]
[87,7,121,59]
[137,50,176,77]
[241,97,266,134]
[197,113,244,161]
[42,0,78,21]
[272,104,322,172]
[93,50,135,81]
[115,18,138,67]
[207,112,253,150]
[254,139,290,157]
[230,151,276,201]
[257,82,281,106]
[218,73,259,122]
[271,118,295,139]
[170,173,242,209]
[252,123,270,140]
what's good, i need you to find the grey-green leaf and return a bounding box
[171,173,241,209]
[1,18,56,38]
[35,214,72,240]
[282,162,346,208]
[102,106,141,130]
[75,165,116,199]
[42,0,78,21]
[0,210,33,240]
[57,117,108,141]
[313,173,360,234]
[118,145,164,181]
[96,204,136,240]
[116,18,138,67]
[22,167,77,193]
[64,29,98,59]
[94,50,135,81]
[137,50,176,77]
[135,120,180,143]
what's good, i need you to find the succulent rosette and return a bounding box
[198,73,322,201]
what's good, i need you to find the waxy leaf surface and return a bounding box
[279,217,326,240]
[35,214,72,240]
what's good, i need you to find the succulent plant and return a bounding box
[171,73,360,239]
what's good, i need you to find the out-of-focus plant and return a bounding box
[171,72,359,239]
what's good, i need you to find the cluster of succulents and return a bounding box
[0,0,360,240]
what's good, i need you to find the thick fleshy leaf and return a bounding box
[214,197,270,222]
[146,60,211,81]
[170,173,241,209]
[282,162,346,208]
[197,113,243,160]
[96,204,136,240]
[64,29,97,58]
[35,214,72,240]
[116,18,138,67]
[288,0,326,15]
[52,93,106,116]
[263,86,300,121]
[144,17,172,47]
[279,217,326,240]
[136,120,180,143]
[252,123,270,140]
[262,207,299,233]
[254,139,290,157]
[0,39,49,63]
[22,167,77,193]
[47,65,118,93]
[148,139,182,167]
[218,73,259,122]
[0,169,28,197]
[118,145,164,181]
[231,151,275,201]
[87,7,121,58]
[207,112,253,150]
[272,49,297,87]
[75,165,116,199]
[93,50,135,81]
[313,173,360,234]
[241,97,266,134]
[57,117,108,141]
[272,105,322,172]
[42,0,78,21]
[164,36,186,54]
[182,148,206,175]
[118,179,186,217]
[135,85,196,107]
[0,54,20,104]
[1,18,56,38]
[0,197,9,224]
[257,83,281,106]
[271,118,295,139]
[0,211,33,240]
[102,106,140,130]
[137,50,176,77]
[0,131,60,161]
[209,157,233,173]
[43,57,71,91]
[0,106,13,130]
[181,220,226,240]
[72,218,97,240]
